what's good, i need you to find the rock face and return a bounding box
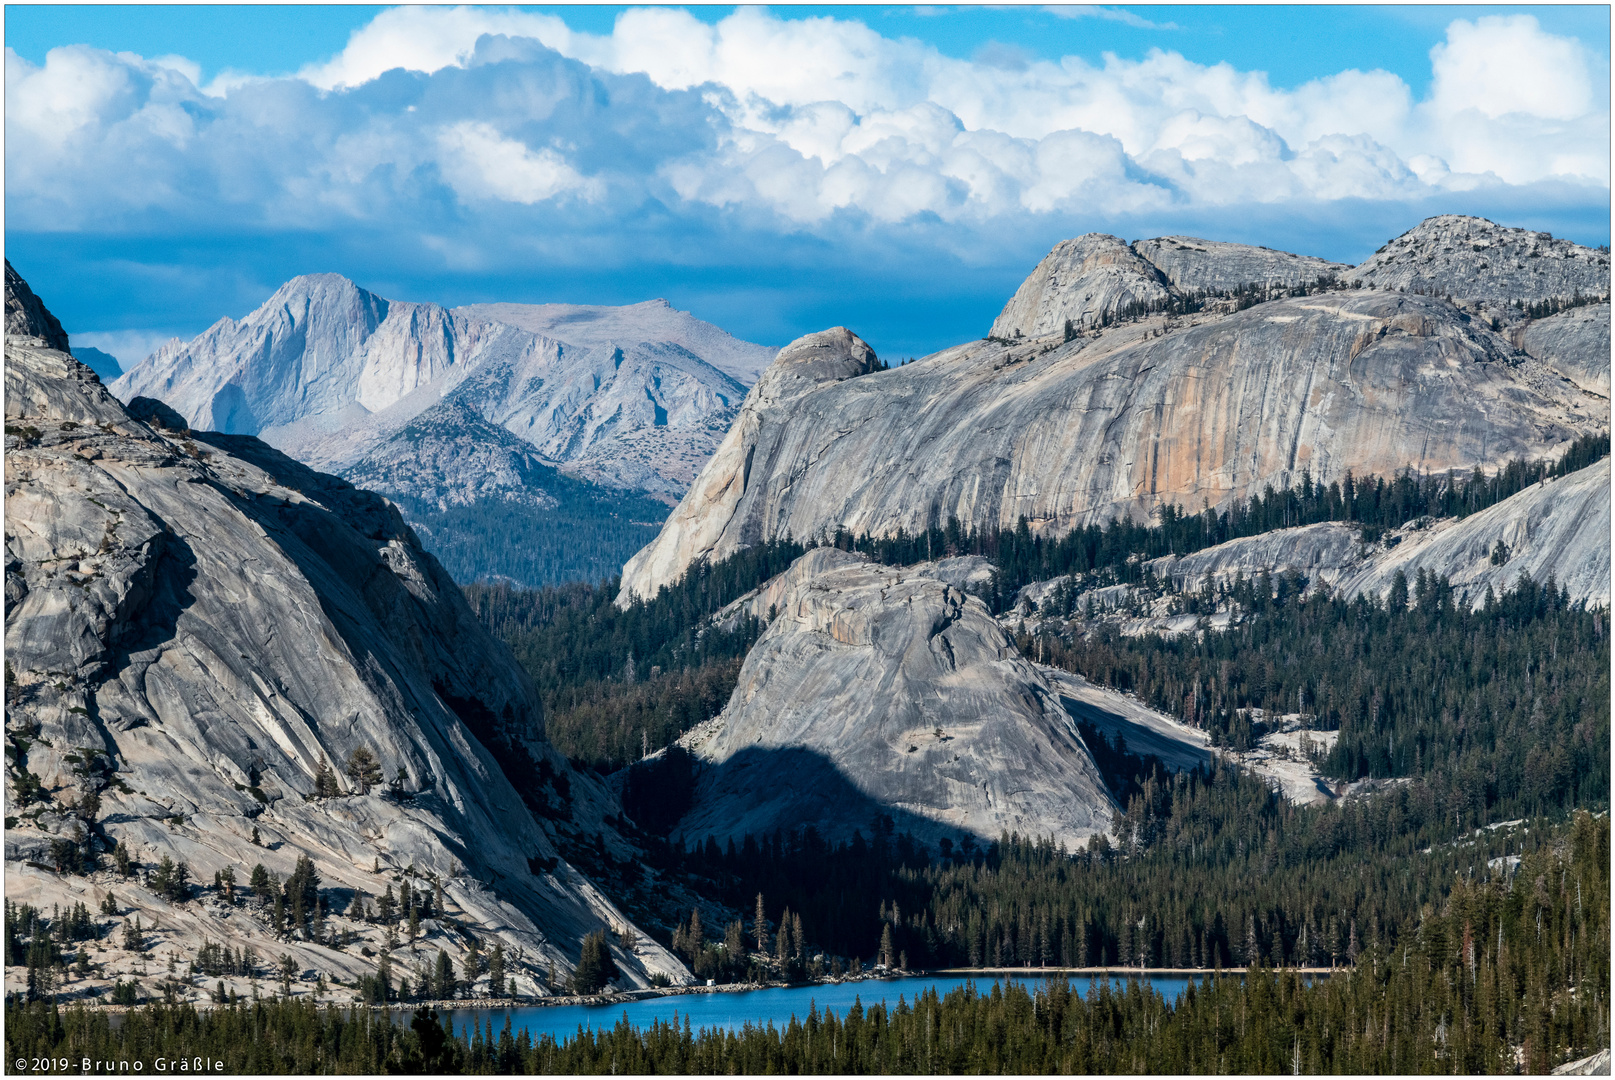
[989,234,1171,339]
[1130,237,1349,294]
[672,548,1115,849]
[1338,457,1610,608]
[111,275,758,500]
[5,259,70,352]
[1347,215,1611,303]
[990,234,1351,340]
[455,299,777,386]
[1146,457,1611,610]
[621,284,1606,603]
[6,274,685,997]
[1519,303,1611,399]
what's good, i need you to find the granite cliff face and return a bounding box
[1347,215,1611,303]
[622,282,1606,603]
[1139,456,1610,612]
[1130,237,1349,295]
[6,275,686,997]
[990,234,1351,341]
[111,275,757,500]
[989,234,1171,339]
[1518,303,1611,399]
[670,548,1115,849]
[5,260,70,353]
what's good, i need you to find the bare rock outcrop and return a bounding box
[1347,215,1611,303]
[620,287,1605,603]
[1519,303,1611,399]
[989,234,1170,339]
[1146,457,1610,610]
[6,277,685,998]
[4,260,70,353]
[671,548,1115,850]
[1131,237,1348,294]
[1338,457,1610,608]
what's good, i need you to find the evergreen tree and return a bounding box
[487,944,506,997]
[753,892,770,954]
[345,747,382,795]
[433,948,455,1000]
[573,930,618,994]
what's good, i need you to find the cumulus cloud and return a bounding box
[1429,14,1594,121]
[4,6,1606,348]
[434,121,593,204]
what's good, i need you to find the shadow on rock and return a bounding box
[668,744,991,851]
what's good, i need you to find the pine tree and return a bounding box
[573,930,618,994]
[488,944,506,997]
[753,892,769,954]
[687,908,704,952]
[345,747,382,795]
[378,885,397,924]
[313,756,340,798]
[433,948,455,1000]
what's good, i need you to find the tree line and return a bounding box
[6,812,1605,1073]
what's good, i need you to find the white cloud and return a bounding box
[297,6,579,90]
[1429,15,1593,121]
[3,7,1606,241]
[434,121,593,204]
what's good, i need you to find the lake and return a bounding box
[441,972,1219,1044]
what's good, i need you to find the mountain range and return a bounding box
[621,217,1610,603]
[110,276,775,585]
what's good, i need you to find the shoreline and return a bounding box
[15,966,1338,1015]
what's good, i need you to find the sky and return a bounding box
[5,5,1610,368]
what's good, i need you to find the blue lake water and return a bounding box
[441,973,1213,1044]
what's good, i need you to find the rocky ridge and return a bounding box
[111,275,757,500]
[5,273,687,1000]
[621,276,1606,603]
[1131,237,1349,295]
[342,400,565,512]
[1145,456,1611,611]
[454,299,776,386]
[999,456,1609,647]
[1347,215,1611,304]
[5,259,70,354]
[670,548,1116,850]
[990,234,1352,341]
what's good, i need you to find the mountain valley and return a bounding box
[7,215,1610,1072]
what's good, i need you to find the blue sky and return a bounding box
[5,5,1610,367]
